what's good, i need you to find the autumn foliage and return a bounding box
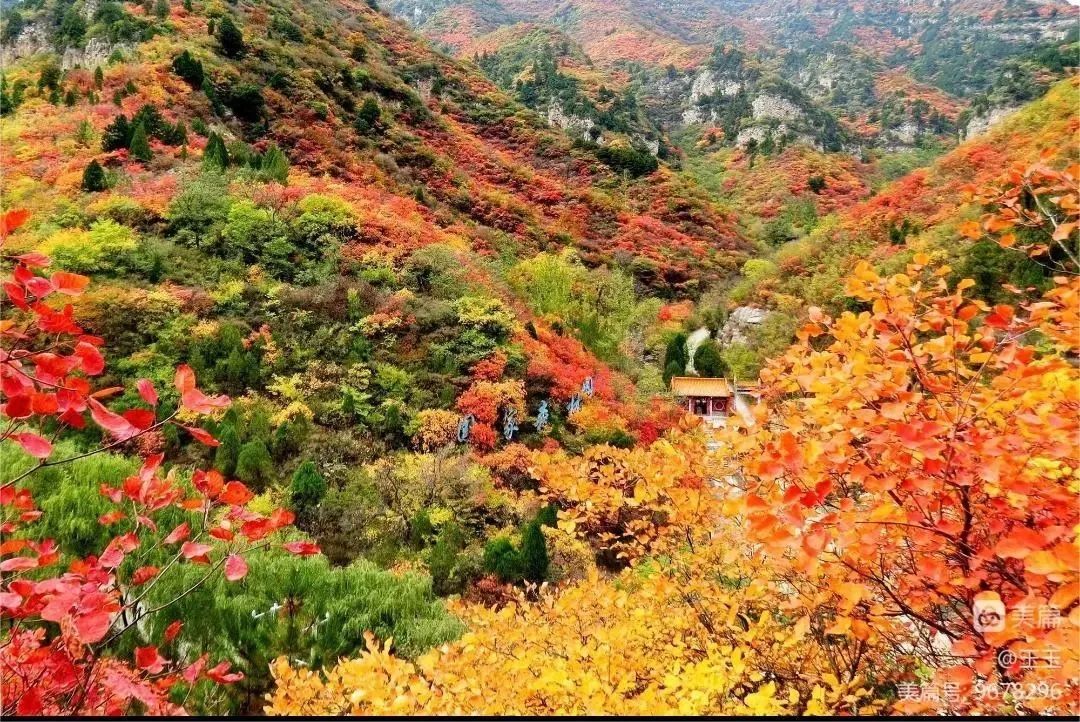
[720,255,1080,714]
[1,210,317,715]
[267,252,1079,716]
[530,417,714,564]
[961,161,1079,276]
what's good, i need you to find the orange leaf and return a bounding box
[0,209,30,237]
[51,271,90,296]
[994,527,1046,560]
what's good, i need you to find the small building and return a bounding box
[669,376,759,429]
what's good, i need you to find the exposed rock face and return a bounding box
[81,0,101,22]
[61,37,128,70]
[2,22,51,61]
[751,93,802,122]
[734,125,778,146]
[878,120,922,151]
[718,306,769,347]
[546,102,596,142]
[1,25,128,70]
[682,68,742,124]
[735,123,818,151]
[964,106,1020,139]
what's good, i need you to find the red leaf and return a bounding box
[985,304,1015,329]
[164,620,183,643]
[13,432,52,459]
[240,517,273,541]
[282,541,321,557]
[88,398,138,440]
[183,655,208,684]
[73,341,105,375]
[15,251,50,267]
[164,522,190,545]
[180,388,230,415]
[209,525,235,541]
[183,425,219,446]
[995,527,1046,560]
[0,538,28,555]
[224,554,248,581]
[89,386,124,400]
[98,543,126,569]
[135,645,167,674]
[3,395,32,419]
[51,271,91,296]
[16,688,42,716]
[192,469,223,497]
[174,364,196,394]
[4,281,28,309]
[137,378,159,406]
[30,392,59,414]
[26,276,53,298]
[123,409,157,430]
[130,566,159,585]
[98,509,125,525]
[269,508,295,529]
[205,661,244,684]
[0,591,23,609]
[0,208,30,237]
[75,610,112,644]
[218,481,254,506]
[180,541,212,563]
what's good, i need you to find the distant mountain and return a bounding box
[387,0,1077,153]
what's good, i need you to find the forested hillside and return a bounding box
[0,0,1077,716]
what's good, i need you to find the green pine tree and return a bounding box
[535,504,558,527]
[216,16,245,58]
[129,122,152,163]
[483,537,523,583]
[75,118,94,146]
[662,332,689,384]
[289,461,327,512]
[93,66,104,89]
[81,159,108,192]
[171,50,204,87]
[213,423,241,477]
[259,143,289,183]
[0,76,21,116]
[428,523,466,595]
[354,97,381,134]
[101,114,130,151]
[202,131,229,170]
[693,339,728,378]
[519,521,549,583]
[235,439,273,488]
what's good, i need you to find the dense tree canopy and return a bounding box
[0,0,1077,714]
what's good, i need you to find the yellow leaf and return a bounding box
[825,617,851,636]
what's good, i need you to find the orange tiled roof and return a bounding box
[669,376,734,397]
